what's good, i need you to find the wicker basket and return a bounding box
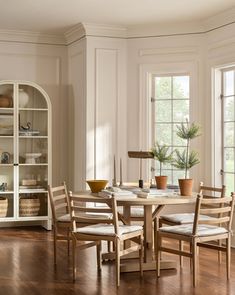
[19,197,40,217]
[0,197,8,217]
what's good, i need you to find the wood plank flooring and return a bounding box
[0,226,235,295]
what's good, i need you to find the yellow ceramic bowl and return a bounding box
[86,180,108,193]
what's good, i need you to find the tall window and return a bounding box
[221,68,235,194]
[151,74,190,184]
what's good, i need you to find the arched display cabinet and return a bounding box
[0,80,51,229]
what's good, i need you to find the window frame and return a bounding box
[151,73,190,184]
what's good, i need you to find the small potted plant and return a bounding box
[151,142,173,189]
[172,120,201,196]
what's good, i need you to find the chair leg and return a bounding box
[155,231,161,277]
[53,225,57,265]
[72,236,77,282]
[179,241,183,266]
[139,235,143,277]
[192,240,197,287]
[67,228,70,256]
[226,236,231,280]
[96,241,102,271]
[115,238,120,287]
[218,239,222,264]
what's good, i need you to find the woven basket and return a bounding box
[0,197,8,217]
[19,197,40,217]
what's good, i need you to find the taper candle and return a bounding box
[120,158,123,186]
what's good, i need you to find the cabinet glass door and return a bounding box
[18,84,48,218]
[0,83,14,218]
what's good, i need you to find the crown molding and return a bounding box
[0,29,66,45]
[83,23,127,38]
[64,23,86,45]
[0,6,234,46]
[204,6,235,32]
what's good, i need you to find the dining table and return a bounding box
[73,190,196,272]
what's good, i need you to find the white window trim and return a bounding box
[139,61,199,183]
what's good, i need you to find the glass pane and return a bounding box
[19,85,47,109]
[173,100,189,122]
[224,173,234,196]
[224,71,234,96]
[224,122,234,147]
[155,124,172,146]
[0,113,14,136]
[173,76,189,99]
[173,124,187,146]
[173,170,185,185]
[155,77,171,99]
[0,84,14,108]
[224,148,234,173]
[155,100,171,122]
[224,96,234,122]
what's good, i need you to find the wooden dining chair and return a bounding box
[158,183,226,264]
[155,192,235,287]
[70,194,143,287]
[48,183,114,265]
[48,182,72,265]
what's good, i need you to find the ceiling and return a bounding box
[0,0,234,34]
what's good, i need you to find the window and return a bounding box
[221,68,235,194]
[151,74,190,184]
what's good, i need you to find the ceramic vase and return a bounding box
[19,89,29,108]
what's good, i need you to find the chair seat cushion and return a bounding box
[75,224,143,237]
[118,206,144,218]
[159,224,228,237]
[160,213,216,224]
[57,212,112,222]
[57,214,70,222]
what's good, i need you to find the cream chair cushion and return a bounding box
[160,224,228,237]
[160,213,217,224]
[75,224,143,237]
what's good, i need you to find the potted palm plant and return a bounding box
[172,120,201,196]
[151,142,173,189]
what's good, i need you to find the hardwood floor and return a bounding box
[0,226,235,295]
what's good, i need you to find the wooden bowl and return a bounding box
[86,180,108,193]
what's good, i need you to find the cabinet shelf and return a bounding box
[0,164,13,167]
[19,108,48,111]
[0,191,14,194]
[19,136,48,139]
[19,163,48,166]
[0,135,14,138]
[19,189,47,193]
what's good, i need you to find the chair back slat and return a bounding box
[200,206,231,215]
[198,216,230,225]
[72,206,112,214]
[199,182,226,198]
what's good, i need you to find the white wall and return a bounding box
[68,38,87,191]
[0,40,68,186]
[126,34,205,187]
[86,36,127,186]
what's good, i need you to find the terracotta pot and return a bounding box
[155,176,167,189]
[178,179,193,196]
